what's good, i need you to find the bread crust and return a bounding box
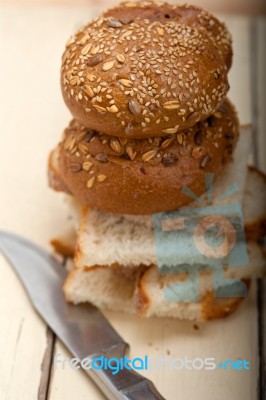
[103,2,233,70]
[63,263,248,321]
[61,1,230,138]
[48,148,70,193]
[200,279,251,320]
[54,98,239,215]
[50,238,75,258]
[137,265,250,321]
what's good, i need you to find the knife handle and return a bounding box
[87,343,166,400]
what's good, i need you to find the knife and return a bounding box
[0,231,165,400]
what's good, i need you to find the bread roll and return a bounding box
[54,98,239,215]
[61,1,230,138]
[103,2,233,69]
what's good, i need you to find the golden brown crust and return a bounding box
[103,1,232,70]
[200,279,251,320]
[48,147,70,193]
[136,266,250,320]
[136,266,188,316]
[61,1,230,138]
[53,98,239,215]
[63,268,78,303]
[136,266,153,316]
[65,264,249,320]
[50,238,75,258]
[84,263,121,272]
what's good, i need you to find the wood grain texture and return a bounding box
[0,255,49,400]
[0,5,263,400]
[48,340,105,399]
[38,328,55,400]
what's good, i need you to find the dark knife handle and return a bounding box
[87,343,166,400]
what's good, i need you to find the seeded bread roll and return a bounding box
[54,98,239,215]
[103,1,233,70]
[61,1,230,138]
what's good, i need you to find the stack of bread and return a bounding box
[49,1,266,321]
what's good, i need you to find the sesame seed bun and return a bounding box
[103,2,233,70]
[52,98,239,215]
[61,1,231,139]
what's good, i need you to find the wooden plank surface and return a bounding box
[0,5,264,400]
[0,255,49,400]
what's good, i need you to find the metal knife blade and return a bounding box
[0,230,165,400]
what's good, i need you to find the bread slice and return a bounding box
[64,239,265,321]
[137,266,251,321]
[75,207,156,268]
[65,264,249,321]
[136,242,265,319]
[64,265,138,314]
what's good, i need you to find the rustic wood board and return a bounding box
[0,5,264,400]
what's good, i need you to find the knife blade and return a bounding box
[0,230,165,400]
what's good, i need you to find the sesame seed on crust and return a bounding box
[56,98,239,214]
[61,1,230,138]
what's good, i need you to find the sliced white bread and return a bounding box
[136,266,250,321]
[64,265,138,314]
[64,240,265,321]
[136,242,265,320]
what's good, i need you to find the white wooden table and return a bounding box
[0,5,265,399]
